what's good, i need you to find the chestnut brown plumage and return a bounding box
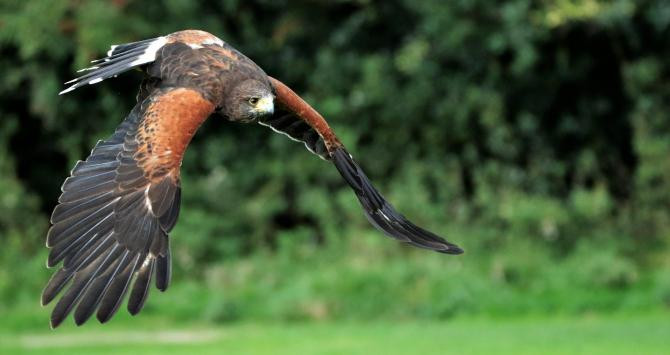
[45,30,462,328]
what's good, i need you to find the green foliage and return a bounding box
[1,0,669,324]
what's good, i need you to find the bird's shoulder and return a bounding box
[150,30,266,104]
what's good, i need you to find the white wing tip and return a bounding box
[106,44,118,57]
[76,66,99,73]
[61,36,168,95]
[59,86,76,95]
[129,36,168,66]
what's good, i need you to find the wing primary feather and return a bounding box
[96,253,141,323]
[75,48,146,74]
[42,268,74,306]
[155,243,171,292]
[59,37,166,95]
[63,229,115,271]
[62,59,139,88]
[71,160,118,177]
[50,191,117,226]
[93,46,150,67]
[49,246,120,328]
[73,247,127,325]
[128,257,155,315]
[58,180,117,203]
[47,200,116,250]
[48,213,115,267]
[330,147,463,254]
[103,37,158,58]
[62,171,117,191]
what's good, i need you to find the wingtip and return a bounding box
[46,254,56,268]
[40,289,52,307]
[440,245,464,255]
[96,311,114,324]
[73,313,88,327]
[50,314,64,329]
[332,146,464,256]
[128,304,142,316]
[59,86,76,95]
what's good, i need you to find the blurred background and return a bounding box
[1,0,669,353]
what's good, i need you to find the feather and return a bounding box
[96,253,141,323]
[47,213,115,267]
[331,148,463,254]
[50,247,120,328]
[50,191,117,226]
[155,244,171,292]
[44,89,188,326]
[73,248,127,325]
[128,257,155,315]
[60,37,167,95]
[42,268,74,306]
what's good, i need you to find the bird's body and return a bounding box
[44,30,462,328]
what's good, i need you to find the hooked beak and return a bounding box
[255,95,274,115]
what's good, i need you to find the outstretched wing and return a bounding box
[59,30,226,95]
[264,77,463,254]
[258,103,329,159]
[43,86,215,328]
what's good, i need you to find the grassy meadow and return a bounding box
[3,312,669,355]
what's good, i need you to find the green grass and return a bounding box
[2,313,669,355]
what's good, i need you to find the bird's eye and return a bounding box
[248,97,259,105]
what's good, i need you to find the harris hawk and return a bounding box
[44,30,463,328]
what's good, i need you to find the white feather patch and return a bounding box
[60,37,168,95]
[130,36,168,66]
[77,66,99,73]
[202,37,224,46]
[144,185,154,215]
[59,86,77,95]
[106,45,118,57]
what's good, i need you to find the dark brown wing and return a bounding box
[266,77,463,254]
[43,86,214,328]
[59,30,228,96]
[258,103,329,159]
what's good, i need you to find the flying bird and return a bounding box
[43,30,462,328]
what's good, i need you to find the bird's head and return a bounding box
[221,78,274,122]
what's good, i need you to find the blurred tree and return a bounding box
[0,0,668,275]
